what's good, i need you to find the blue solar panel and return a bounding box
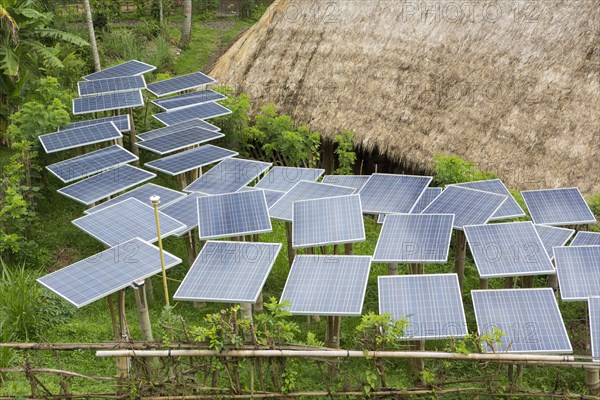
[137,119,220,141]
[84,183,185,215]
[292,194,365,248]
[57,165,155,205]
[268,181,356,221]
[173,241,281,303]
[589,297,600,360]
[358,174,432,215]
[78,75,146,96]
[184,158,271,194]
[521,188,596,226]
[152,90,226,111]
[73,90,144,114]
[373,214,454,263]
[464,221,555,278]
[197,190,272,240]
[421,186,507,230]
[153,102,231,125]
[472,288,572,354]
[379,274,467,339]
[534,224,575,260]
[378,187,442,223]
[73,198,186,246]
[46,145,137,183]
[236,187,285,208]
[255,166,325,192]
[65,115,131,132]
[321,175,370,193]
[83,60,156,80]
[160,193,206,236]
[145,145,237,176]
[37,238,181,308]
[147,72,216,97]
[39,122,122,153]
[451,179,525,220]
[571,231,600,246]
[136,127,224,155]
[280,255,372,316]
[554,246,600,301]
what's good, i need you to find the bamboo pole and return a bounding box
[388,262,398,275]
[132,280,153,342]
[285,221,295,268]
[150,196,169,306]
[325,316,341,349]
[454,230,467,290]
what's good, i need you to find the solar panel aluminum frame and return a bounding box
[521,187,596,226]
[135,128,225,155]
[77,75,147,97]
[82,60,156,81]
[72,90,144,115]
[146,72,216,97]
[554,245,600,301]
[39,122,122,154]
[144,146,238,176]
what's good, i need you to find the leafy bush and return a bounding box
[91,0,122,31]
[213,87,251,151]
[334,130,356,174]
[433,154,497,186]
[587,194,600,221]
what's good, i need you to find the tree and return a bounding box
[82,0,101,72]
[179,0,192,48]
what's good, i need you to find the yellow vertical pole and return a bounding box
[150,195,169,306]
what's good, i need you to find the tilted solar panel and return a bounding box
[145,145,237,176]
[184,158,271,194]
[533,224,575,260]
[236,187,285,208]
[83,60,156,80]
[571,231,600,247]
[255,166,325,192]
[78,75,146,96]
[153,102,231,125]
[321,175,370,193]
[65,115,130,132]
[137,119,220,141]
[451,179,525,220]
[160,193,207,236]
[84,183,185,214]
[136,127,224,155]
[521,188,596,226]
[73,90,144,114]
[146,72,216,97]
[554,246,600,301]
[39,122,122,153]
[378,187,443,223]
[152,90,226,111]
[358,173,432,215]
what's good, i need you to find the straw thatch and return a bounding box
[210,0,600,194]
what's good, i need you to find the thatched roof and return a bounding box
[210,0,600,194]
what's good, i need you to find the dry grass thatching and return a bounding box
[211,0,600,194]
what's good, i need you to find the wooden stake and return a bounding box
[325,316,341,349]
[285,222,295,268]
[522,276,534,288]
[388,263,399,275]
[128,109,138,165]
[132,281,153,342]
[344,243,353,255]
[454,230,467,290]
[479,278,489,289]
[116,290,129,379]
[409,263,425,383]
[306,247,320,324]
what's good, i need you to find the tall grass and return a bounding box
[101,30,144,62]
[145,34,175,71]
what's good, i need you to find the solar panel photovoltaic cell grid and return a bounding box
[378,187,443,223]
[138,119,220,141]
[146,72,216,96]
[184,158,271,194]
[534,224,575,260]
[197,190,272,240]
[292,194,365,248]
[378,274,467,339]
[84,183,185,214]
[451,179,525,220]
[321,175,370,193]
[571,231,600,247]
[65,115,130,132]
[153,102,231,125]
[358,174,432,214]
[236,187,285,208]
[173,241,281,303]
[73,90,144,114]
[472,288,572,354]
[280,255,371,316]
[145,145,237,176]
[46,145,137,183]
[268,181,356,221]
[152,90,226,111]
[255,166,325,192]
[39,122,122,153]
[421,186,507,230]
[160,193,207,236]
[589,297,600,360]
[373,214,454,263]
[57,165,155,205]
[72,198,186,246]
[78,75,146,96]
[83,60,156,80]
[521,188,596,226]
[37,238,181,308]
[464,221,555,278]
[554,246,600,301]
[136,127,224,155]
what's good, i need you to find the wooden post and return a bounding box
[344,243,353,255]
[186,231,197,266]
[454,230,467,290]
[409,263,425,382]
[584,301,600,390]
[388,263,399,275]
[128,109,138,165]
[306,247,320,324]
[479,278,489,289]
[240,303,253,323]
[522,276,534,288]
[132,280,153,341]
[116,290,129,380]
[505,277,514,289]
[285,221,295,268]
[325,316,341,349]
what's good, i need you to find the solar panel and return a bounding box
[78,75,146,96]
[37,238,181,308]
[73,90,144,115]
[534,224,575,260]
[464,221,555,278]
[450,179,525,220]
[153,102,231,126]
[58,165,155,205]
[136,127,224,155]
[472,288,572,354]
[236,187,285,207]
[570,231,600,247]
[73,198,186,246]
[255,166,325,192]
[521,188,596,226]
[145,145,237,176]
[554,246,600,301]
[268,181,356,221]
[292,194,365,248]
[358,173,432,215]
[84,183,185,214]
[184,158,271,194]
[147,72,216,97]
[39,122,122,153]
[65,115,131,132]
[83,60,156,80]
[46,145,137,183]
[378,187,442,223]
[421,186,507,230]
[321,175,370,193]
[152,90,226,111]
[373,214,454,263]
[160,193,206,236]
[173,241,281,303]
[280,255,371,316]
[589,297,600,361]
[197,190,272,240]
[138,119,220,141]
[378,274,467,339]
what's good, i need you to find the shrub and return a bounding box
[101,30,144,61]
[587,194,600,221]
[145,34,174,72]
[334,130,356,174]
[433,154,497,186]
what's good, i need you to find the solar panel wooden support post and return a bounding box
[454,231,467,290]
[325,316,341,349]
[344,243,353,255]
[285,222,295,268]
[116,289,130,384]
[408,264,425,384]
[128,108,139,165]
[584,302,600,390]
[388,262,398,275]
[305,247,320,324]
[132,279,159,377]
